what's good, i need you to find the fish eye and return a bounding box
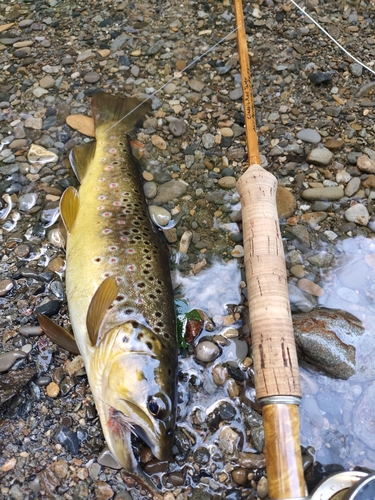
[147,394,170,420]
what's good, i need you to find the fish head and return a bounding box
[91,320,177,472]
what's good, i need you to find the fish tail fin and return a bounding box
[91,93,151,134]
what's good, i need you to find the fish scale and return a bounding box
[38,93,177,497]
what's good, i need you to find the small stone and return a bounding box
[84,72,101,83]
[0,350,27,372]
[0,279,14,296]
[297,278,324,297]
[276,186,296,218]
[218,176,236,189]
[66,115,95,137]
[97,448,122,469]
[14,47,31,58]
[25,117,43,130]
[65,356,85,377]
[188,79,205,92]
[232,467,247,486]
[148,205,171,227]
[179,230,192,253]
[33,87,49,98]
[94,481,114,500]
[336,170,351,184]
[169,119,186,137]
[28,144,58,164]
[163,82,176,94]
[1,458,17,472]
[296,128,321,143]
[47,256,65,273]
[306,147,333,166]
[231,245,244,258]
[227,378,240,398]
[201,133,215,149]
[195,340,221,363]
[143,181,157,199]
[257,476,269,499]
[345,203,370,226]
[152,179,188,203]
[301,211,327,228]
[151,134,166,150]
[301,186,344,201]
[39,76,55,89]
[308,72,332,84]
[55,426,80,453]
[363,175,375,189]
[212,365,229,386]
[350,62,363,77]
[46,382,60,398]
[357,154,375,174]
[218,426,240,454]
[219,127,234,138]
[345,177,361,197]
[229,88,243,100]
[324,139,345,150]
[290,265,304,278]
[77,50,95,62]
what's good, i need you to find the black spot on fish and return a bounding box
[165,333,170,339]
[136,282,146,289]
[146,341,152,350]
[156,321,164,328]
[155,311,162,318]
[125,308,134,315]
[122,336,128,343]
[149,294,157,300]
[116,295,124,301]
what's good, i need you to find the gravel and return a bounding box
[1,0,375,498]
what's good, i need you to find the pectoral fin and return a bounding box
[86,277,119,347]
[60,186,79,234]
[37,313,80,355]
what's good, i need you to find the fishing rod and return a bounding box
[234,1,375,499]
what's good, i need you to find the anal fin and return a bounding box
[37,313,80,355]
[86,277,119,347]
[60,186,79,234]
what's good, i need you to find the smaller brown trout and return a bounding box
[38,93,177,494]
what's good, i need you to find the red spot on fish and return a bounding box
[110,136,117,140]
[102,228,112,235]
[103,272,112,278]
[109,257,118,264]
[98,195,106,200]
[103,212,112,217]
[109,148,117,154]
[126,265,136,272]
[117,220,125,225]
[113,201,121,206]
[116,276,124,283]
[135,298,143,305]
[126,248,135,254]
[108,245,118,251]
[104,165,113,171]
[122,192,130,196]
[94,187,99,190]
[98,178,106,182]
[97,206,104,210]
[120,236,127,241]
[110,183,118,188]
[100,158,107,162]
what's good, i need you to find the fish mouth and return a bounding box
[104,399,168,467]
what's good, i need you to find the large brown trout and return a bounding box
[38,93,177,493]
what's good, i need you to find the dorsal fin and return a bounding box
[86,276,119,346]
[91,93,151,134]
[37,313,80,355]
[60,186,79,234]
[69,141,96,182]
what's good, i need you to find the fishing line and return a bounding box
[289,0,375,76]
[104,25,240,133]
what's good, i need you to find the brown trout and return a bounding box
[38,93,177,492]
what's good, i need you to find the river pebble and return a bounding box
[357,154,375,174]
[344,203,370,226]
[296,129,321,143]
[194,341,221,363]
